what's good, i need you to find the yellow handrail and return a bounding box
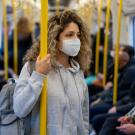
[40,0,48,134]
[56,0,60,15]
[77,0,80,5]
[2,0,8,80]
[12,0,18,75]
[103,0,111,86]
[24,3,30,16]
[113,0,123,105]
[95,0,103,75]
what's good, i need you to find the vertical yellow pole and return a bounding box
[103,0,111,86]
[56,0,60,15]
[2,0,8,80]
[12,0,18,75]
[113,0,123,105]
[24,2,30,16]
[95,0,103,75]
[40,0,48,134]
[77,0,80,5]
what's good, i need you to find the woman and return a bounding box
[13,10,91,135]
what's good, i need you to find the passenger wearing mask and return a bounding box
[13,10,91,135]
[90,45,135,131]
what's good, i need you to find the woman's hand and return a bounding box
[116,124,135,134]
[35,54,52,74]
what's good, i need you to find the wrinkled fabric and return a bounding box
[13,59,89,135]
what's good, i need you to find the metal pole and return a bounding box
[56,0,60,15]
[2,0,8,80]
[40,0,48,134]
[12,0,18,75]
[77,0,80,5]
[113,0,123,105]
[103,0,111,86]
[95,0,103,75]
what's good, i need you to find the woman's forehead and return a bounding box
[63,22,79,32]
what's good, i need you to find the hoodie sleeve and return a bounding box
[79,71,89,134]
[82,86,90,135]
[13,62,46,118]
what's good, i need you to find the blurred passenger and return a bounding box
[88,63,114,102]
[90,45,135,124]
[6,16,33,74]
[99,105,135,135]
[88,8,113,98]
[91,80,135,134]
[13,10,91,135]
[0,20,11,54]
[90,26,113,75]
[0,21,16,86]
[34,22,40,39]
[88,28,113,98]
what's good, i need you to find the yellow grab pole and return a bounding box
[113,0,123,105]
[95,0,103,75]
[40,0,48,135]
[24,2,30,16]
[56,0,60,15]
[12,0,18,75]
[77,0,80,5]
[103,0,111,86]
[2,0,8,80]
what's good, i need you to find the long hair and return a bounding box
[24,10,92,71]
[17,16,31,38]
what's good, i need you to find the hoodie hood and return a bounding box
[55,59,80,73]
[68,59,80,73]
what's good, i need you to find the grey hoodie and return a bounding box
[13,59,89,135]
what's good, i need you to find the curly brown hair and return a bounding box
[24,10,92,71]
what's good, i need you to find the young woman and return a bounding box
[13,10,92,135]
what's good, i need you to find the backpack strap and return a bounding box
[24,113,31,135]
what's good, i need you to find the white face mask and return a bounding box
[61,38,81,56]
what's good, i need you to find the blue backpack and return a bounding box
[0,62,34,135]
[0,79,31,135]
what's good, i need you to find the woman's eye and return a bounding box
[65,34,73,37]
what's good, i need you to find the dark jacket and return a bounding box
[101,58,135,104]
[115,81,135,114]
[8,32,33,74]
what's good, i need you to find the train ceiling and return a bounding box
[48,0,71,7]
[6,0,135,16]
